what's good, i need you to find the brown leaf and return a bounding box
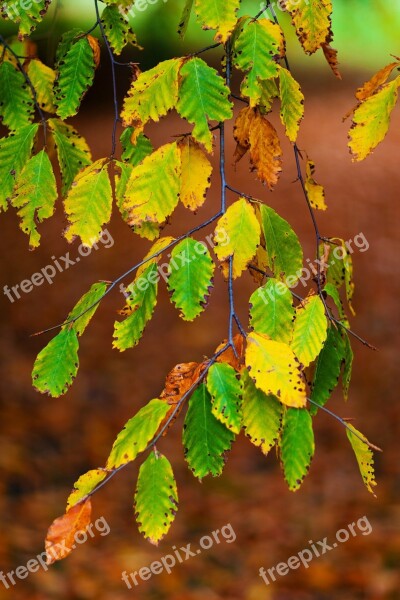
[160,362,199,405]
[322,43,342,79]
[45,499,92,565]
[233,107,282,189]
[233,106,254,164]
[156,362,199,436]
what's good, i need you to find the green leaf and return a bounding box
[55,37,96,119]
[325,240,355,315]
[234,18,284,106]
[207,363,243,434]
[120,127,153,166]
[0,123,38,211]
[106,399,170,469]
[278,67,304,142]
[64,158,113,246]
[346,424,377,496]
[324,282,346,321]
[214,197,261,278]
[241,369,282,455]
[259,204,303,284]
[309,325,345,415]
[1,0,52,37]
[342,331,353,400]
[280,408,315,491]
[249,278,295,344]
[101,5,137,54]
[121,58,182,138]
[134,451,178,545]
[291,295,328,367]
[245,332,307,408]
[259,77,280,113]
[32,327,79,398]
[167,238,214,321]
[122,142,181,226]
[66,282,108,336]
[178,0,194,37]
[183,383,235,479]
[194,0,240,43]
[11,150,57,248]
[48,118,92,195]
[26,59,56,113]
[177,58,233,152]
[67,469,108,510]
[113,263,158,351]
[55,29,85,67]
[349,76,400,161]
[0,61,34,131]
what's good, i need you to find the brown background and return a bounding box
[0,62,399,599]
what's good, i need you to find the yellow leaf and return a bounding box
[26,59,56,113]
[64,158,113,246]
[214,197,261,278]
[121,58,182,141]
[122,142,181,226]
[194,0,240,43]
[346,424,378,496]
[245,332,307,408]
[304,158,326,210]
[285,0,333,55]
[178,137,212,211]
[349,76,400,161]
[278,67,304,142]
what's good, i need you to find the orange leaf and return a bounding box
[233,107,282,189]
[249,111,282,189]
[215,334,245,371]
[45,499,92,565]
[233,105,254,163]
[87,35,101,69]
[355,61,400,101]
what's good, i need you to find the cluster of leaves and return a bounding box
[0,0,389,561]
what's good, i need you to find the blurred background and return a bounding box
[0,1,399,598]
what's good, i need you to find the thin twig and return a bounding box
[94,0,119,158]
[76,343,231,503]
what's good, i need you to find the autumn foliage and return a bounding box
[1,0,395,561]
